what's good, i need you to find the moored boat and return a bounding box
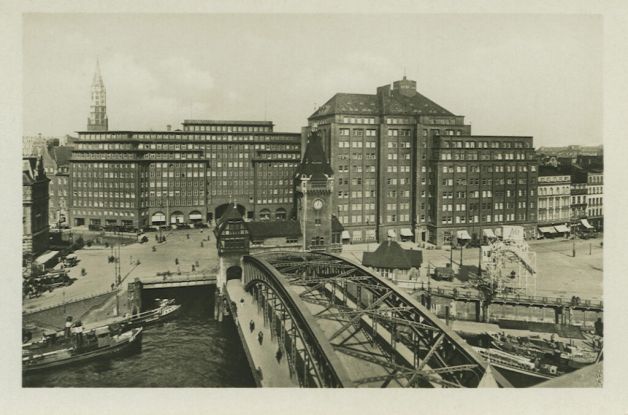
[23,327,143,374]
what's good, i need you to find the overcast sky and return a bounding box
[23,13,602,147]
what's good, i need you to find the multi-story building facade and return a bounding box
[537,166,571,232]
[69,65,303,230]
[23,156,50,263]
[570,166,588,225]
[69,121,301,229]
[305,76,538,245]
[586,170,603,230]
[41,145,73,226]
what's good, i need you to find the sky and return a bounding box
[23,13,603,147]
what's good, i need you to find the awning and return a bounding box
[341,230,351,240]
[494,228,502,237]
[35,250,60,265]
[189,213,203,220]
[538,226,557,234]
[554,224,570,233]
[387,229,397,239]
[456,230,472,240]
[482,229,496,238]
[581,219,594,229]
[400,228,413,237]
[152,213,166,221]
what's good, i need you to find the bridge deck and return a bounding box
[226,280,299,387]
[138,272,216,288]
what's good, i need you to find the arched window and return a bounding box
[275,208,287,220]
[259,209,271,221]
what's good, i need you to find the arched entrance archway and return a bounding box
[259,208,271,221]
[151,212,166,226]
[215,204,246,221]
[226,265,242,281]
[275,207,287,220]
[189,210,203,223]
[170,211,185,224]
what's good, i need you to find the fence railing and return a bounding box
[23,289,116,315]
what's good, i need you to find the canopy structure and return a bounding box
[35,250,60,265]
[482,229,496,238]
[341,230,351,240]
[554,224,570,233]
[400,228,413,237]
[456,230,472,240]
[538,226,557,234]
[581,219,594,229]
[387,229,397,239]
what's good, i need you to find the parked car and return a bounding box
[63,254,79,267]
[432,266,455,282]
[193,222,208,229]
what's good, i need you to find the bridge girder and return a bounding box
[243,252,512,388]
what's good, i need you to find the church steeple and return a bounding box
[87,59,108,131]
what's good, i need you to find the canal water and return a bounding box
[23,287,255,387]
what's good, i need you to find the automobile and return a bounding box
[63,254,79,267]
[193,222,208,229]
[432,266,455,282]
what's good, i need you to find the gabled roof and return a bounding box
[217,203,244,225]
[362,240,423,270]
[245,220,302,239]
[52,146,74,167]
[295,133,333,180]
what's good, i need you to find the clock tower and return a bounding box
[294,132,334,251]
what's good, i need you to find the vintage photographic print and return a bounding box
[19,12,605,391]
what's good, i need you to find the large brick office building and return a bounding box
[69,65,301,229]
[304,76,538,245]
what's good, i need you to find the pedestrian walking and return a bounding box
[258,331,264,345]
[192,265,196,272]
[249,320,255,333]
[175,258,179,265]
[275,348,283,363]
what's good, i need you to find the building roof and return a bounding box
[538,165,572,177]
[362,240,423,270]
[245,220,302,239]
[22,156,47,186]
[295,132,333,180]
[309,78,455,119]
[183,119,273,127]
[52,146,74,167]
[217,203,244,224]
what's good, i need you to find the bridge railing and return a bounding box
[419,286,603,308]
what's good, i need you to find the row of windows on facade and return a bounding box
[337,190,412,200]
[184,125,273,133]
[538,212,571,222]
[588,207,603,216]
[538,199,570,209]
[588,175,603,184]
[442,201,535,211]
[587,186,603,195]
[441,212,533,225]
[438,177,535,187]
[441,189,535,198]
[438,152,532,161]
[72,210,136,217]
[440,165,537,174]
[538,186,570,195]
[337,215,378,225]
[74,152,202,161]
[79,133,297,142]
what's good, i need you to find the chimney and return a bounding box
[166,124,172,132]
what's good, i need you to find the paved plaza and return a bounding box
[340,236,603,300]
[24,228,219,311]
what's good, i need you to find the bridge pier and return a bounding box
[127,278,143,315]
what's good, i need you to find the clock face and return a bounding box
[313,199,324,210]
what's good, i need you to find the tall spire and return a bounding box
[87,59,108,131]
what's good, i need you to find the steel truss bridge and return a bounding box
[240,251,512,388]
